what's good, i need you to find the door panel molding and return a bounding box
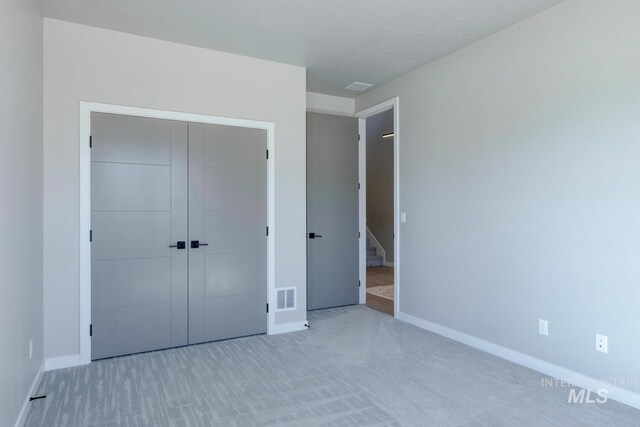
[80,102,276,365]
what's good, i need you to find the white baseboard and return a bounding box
[269,320,309,335]
[45,354,81,371]
[397,311,640,410]
[383,261,394,268]
[14,361,45,427]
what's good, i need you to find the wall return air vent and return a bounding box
[276,288,296,312]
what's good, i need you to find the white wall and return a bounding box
[43,19,307,362]
[356,0,640,396]
[0,0,44,424]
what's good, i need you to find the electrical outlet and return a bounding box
[538,319,548,336]
[400,212,407,223]
[596,334,608,353]
[29,338,33,360]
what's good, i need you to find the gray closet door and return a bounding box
[188,123,268,344]
[91,113,188,360]
[306,112,359,310]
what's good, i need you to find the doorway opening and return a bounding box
[357,98,400,318]
[363,108,394,316]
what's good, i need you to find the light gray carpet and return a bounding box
[26,306,639,426]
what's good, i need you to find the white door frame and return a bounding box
[356,97,400,318]
[79,102,276,365]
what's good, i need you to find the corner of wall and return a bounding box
[14,362,45,427]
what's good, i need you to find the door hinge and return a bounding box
[359,280,361,287]
[358,231,361,238]
[266,149,269,159]
[89,230,92,242]
[358,183,361,190]
[266,226,269,236]
[89,136,92,148]
[358,134,361,141]
[266,303,269,313]
[89,324,92,337]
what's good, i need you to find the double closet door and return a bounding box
[91,113,267,360]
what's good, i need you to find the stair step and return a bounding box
[366,255,383,267]
[367,247,376,256]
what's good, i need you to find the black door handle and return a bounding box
[308,233,323,239]
[169,241,186,249]
[191,240,209,249]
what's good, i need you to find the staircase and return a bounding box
[366,238,384,267]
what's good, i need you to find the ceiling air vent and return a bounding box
[276,288,296,312]
[345,82,373,92]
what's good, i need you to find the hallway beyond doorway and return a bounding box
[366,266,393,316]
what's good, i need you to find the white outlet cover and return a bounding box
[596,334,608,353]
[29,338,33,360]
[400,212,407,223]
[538,319,548,336]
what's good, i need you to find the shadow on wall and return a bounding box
[366,108,394,263]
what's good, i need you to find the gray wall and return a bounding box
[356,0,640,394]
[366,109,394,263]
[43,19,307,361]
[0,0,44,424]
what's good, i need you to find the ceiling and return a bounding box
[42,0,564,97]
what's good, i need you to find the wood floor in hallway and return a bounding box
[366,266,394,316]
